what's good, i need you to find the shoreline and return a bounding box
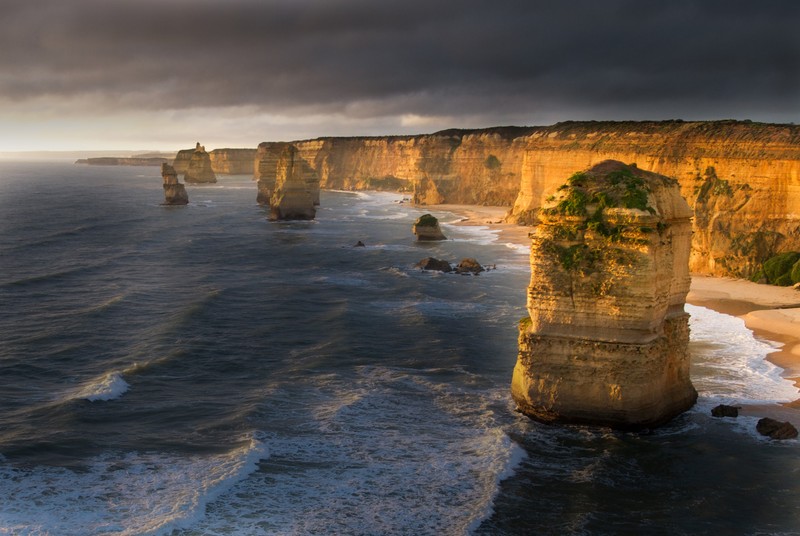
[433,203,800,421]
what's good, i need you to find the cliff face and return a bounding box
[511,161,697,429]
[209,148,257,175]
[183,143,217,184]
[173,147,255,175]
[277,121,800,277]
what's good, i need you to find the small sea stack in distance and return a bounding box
[412,214,446,241]
[161,163,188,205]
[512,160,697,429]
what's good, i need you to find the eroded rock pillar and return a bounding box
[511,160,697,429]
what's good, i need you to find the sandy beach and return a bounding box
[440,203,800,418]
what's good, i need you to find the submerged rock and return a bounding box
[711,404,740,418]
[183,143,217,184]
[415,257,452,272]
[161,163,188,205]
[412,214,446,241]
[512,160,697,429]
[756,417,798,440]
[454,258,485,275]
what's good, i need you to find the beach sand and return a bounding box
[440,203,800,420]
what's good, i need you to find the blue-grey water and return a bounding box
[0,161,798,535]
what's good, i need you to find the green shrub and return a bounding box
[792,259,800,284]
[762,251,800,284]
[416,213,439,227]
[484,155,501,170]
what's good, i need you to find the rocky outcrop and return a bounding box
[415,257,453,272]
[454,258,485,275]
[255,142,320,207]
[757,417,799,440]
[161,163,188,205]
[711,405,740,418]
[182,143,217,184]
[511,161,697,429]
[412,214,447,241]
[208,148,257,175]
[268,145,317,221]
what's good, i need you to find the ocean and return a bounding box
[0,161,798,535]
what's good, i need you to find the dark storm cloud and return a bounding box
[2,0,798,121]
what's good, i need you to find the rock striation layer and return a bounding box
[208,148,257,175]
[511,161,697,429]
[161,163,188,205]
[268,145,318,221]
[182,143,217,184]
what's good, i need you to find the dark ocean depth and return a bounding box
[0,162,798,535]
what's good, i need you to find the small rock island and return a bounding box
[512,160,697,429]
[412,214,446,241]
[161,163,188,205]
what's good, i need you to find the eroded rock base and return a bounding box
[512,314,697,429]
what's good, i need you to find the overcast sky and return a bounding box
[1,0,798,151]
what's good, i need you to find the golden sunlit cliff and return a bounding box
[275,121,800,277]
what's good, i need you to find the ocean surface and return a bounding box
[0,161,798,535]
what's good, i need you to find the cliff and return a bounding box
[172,147,255,175]
[209,148,257,175]
[511,161,697,429]
[76,157,168,166]
[183,143,217,184]
[274,121,800,277]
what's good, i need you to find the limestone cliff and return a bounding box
[173,147,255,175]
[511,161,697,429]
[268,145,317,221]
[208,148,257,175]
[161,163,188,205]
[183,143,217,184]
[276,121,800,278]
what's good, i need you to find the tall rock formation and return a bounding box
[161,163,188,205]
[183,143,217,184]
[269,145,317,221]
[511,161,697,429]
[256,142,320,209]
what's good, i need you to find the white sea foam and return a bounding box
[178,367,524,535]
[73,372,130,402]
[688,304,799,405]
[0,437,266,536]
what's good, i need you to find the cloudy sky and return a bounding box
[1,0,797,151]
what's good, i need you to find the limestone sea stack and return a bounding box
[183,143,217,184]
[161,163,188,205]
[511,160,697,429]
[269,145,317,221]
[412,214,447,241]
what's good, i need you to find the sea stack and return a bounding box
[511,160,697,429]
[161,163,188,205]
[412,214,447,241]
[269,145,317,220]
[183,143,217,184]
[254,142,288,205]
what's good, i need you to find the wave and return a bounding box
[72,371,130,402]
[687,304,799,405]
[0,436,267,536]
